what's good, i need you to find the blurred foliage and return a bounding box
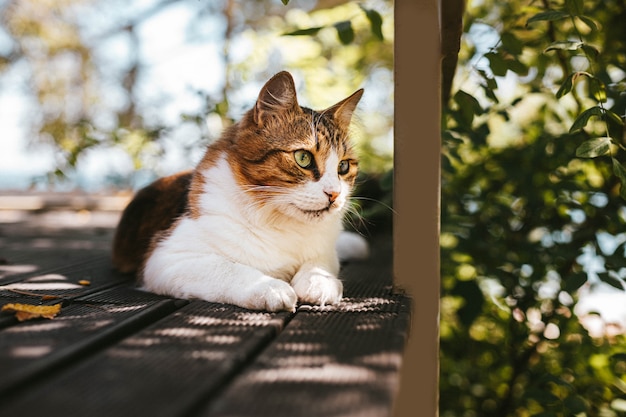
[442,0,626,415]
[0,0,393,193]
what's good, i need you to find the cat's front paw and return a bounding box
[240,278,298,312]
[291,267,343,307]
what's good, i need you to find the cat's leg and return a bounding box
[143,251,298,312]
[291,263,344,307]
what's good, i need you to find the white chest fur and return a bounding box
[141,154,352,311]
[185,154,343,279]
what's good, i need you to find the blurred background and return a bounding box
[0,0,393,192]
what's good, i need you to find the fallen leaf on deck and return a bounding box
[41,294,61,300]
[1,303,62,321]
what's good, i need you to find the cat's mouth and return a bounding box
[288,203,327,218]
[292,203,340,219]
[302,208,328,217]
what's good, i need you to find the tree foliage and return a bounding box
[442,0,626,415]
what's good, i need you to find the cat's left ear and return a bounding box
[254,71,300,126]
[324,89,364,127]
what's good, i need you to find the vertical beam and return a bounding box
[393,1,440,416]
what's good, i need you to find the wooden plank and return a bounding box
[198,294,411,417]
[0,254,122,286]
[0,200,409,416]
[0,300,292,417]
[0,231,407,417]
[0,286,182,399]
[0,251,111,283]
[194,237,409,417]
[0,254,132,329]
[0,220,116,284]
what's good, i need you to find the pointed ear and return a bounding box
[253,71,299,125]
[324,89,364,127]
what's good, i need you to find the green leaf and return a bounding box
[612,158,626,200]
[598,271,625,290]
[581,43,600,59]
[281,0,289,4]
[559,71,594,99]
[454,90,483,126]
[527,10,569,25]
[501,32,523,55]
[479,70,498,90]
[334,20,354,45]
[508,59,528,76]
[545,40,583,53]
[556,73,574,99]
[283,27,323,36]
[564,272,588,293]
[482,83,499,103]
[577,15,598,32]
[589,77,607,102]
[361,6,384,40]
[570,106,603,132]
[485,52,507,76]
[576,137,611,158]
[606,110,625,126]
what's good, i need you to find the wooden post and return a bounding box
[393,0,440,416]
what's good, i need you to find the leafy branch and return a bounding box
[528,0,626,198]
[281,4,384,45]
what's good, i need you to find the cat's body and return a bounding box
[112,71,367,312]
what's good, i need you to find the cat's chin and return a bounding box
[282,203,342,223]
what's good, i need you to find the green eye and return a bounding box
[294,150,313,169]
[338,160,350,175]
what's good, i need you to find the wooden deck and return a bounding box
[0,194,411,417]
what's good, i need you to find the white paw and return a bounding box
[240,278,298,312]
[336,231,369,262]
[291,267,343,306]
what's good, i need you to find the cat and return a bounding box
[111,71,368,312]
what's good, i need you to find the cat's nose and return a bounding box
[325,191,339,203]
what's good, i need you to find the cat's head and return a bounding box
[228,71,364,223]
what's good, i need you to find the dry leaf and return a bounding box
[1,303,62,322]
[41,294,61,301]
[78,280,91,286]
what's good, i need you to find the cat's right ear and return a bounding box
[253,71,299,126]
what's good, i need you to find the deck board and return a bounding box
[0,301,292,416]
[0,286,181,397]
[201,297,410,417]
[0,205,409,417]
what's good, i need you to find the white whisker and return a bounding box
[350,196,396,215]
[342,200,371,236]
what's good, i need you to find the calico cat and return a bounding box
[112,71,368,312]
